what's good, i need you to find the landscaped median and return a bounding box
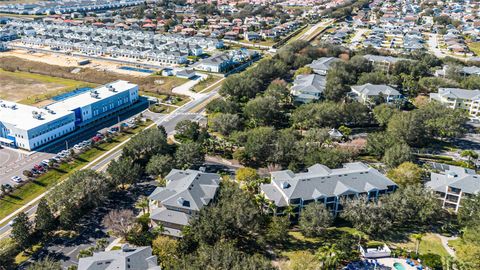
[0,120,152,224]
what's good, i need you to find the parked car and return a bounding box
[11,176,23,183]
[74,144,83,150]
[41,159,51,166]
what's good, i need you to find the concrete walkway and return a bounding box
[436,234,457,257]
[171,74,207,100]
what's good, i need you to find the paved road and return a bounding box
[0,87,219,241]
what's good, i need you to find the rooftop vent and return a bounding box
[281,182,290,189]
[107,85,116,92]
[32,111,43,120]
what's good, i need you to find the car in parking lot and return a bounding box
[74,144,83,150]
[41,159,51,166]
[11,176,23,183]
[2,183,13,191]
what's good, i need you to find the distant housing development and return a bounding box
[6,21,223,66]
[0,0,144,15]
[260,162,397,216]
[427,163,480,213]
[0,80,139,150]
[148,169,221,237]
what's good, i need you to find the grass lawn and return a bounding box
[15,244,42,265]
[467,42,480,56]
[148,104,177,114]
[191,76,222,93]
[0,69,97,105]
[0,122,151,223]
[389,233,449,257]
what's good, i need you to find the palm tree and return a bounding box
[284,205,296,220]
[135,196,150,215]
[316,244,340,270]
[411,233,425,256]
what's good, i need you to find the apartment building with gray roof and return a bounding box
[148,169,221,237]
[260,162,397,216]
[427,163,480,212]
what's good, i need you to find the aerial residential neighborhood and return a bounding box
[0,0,480,270]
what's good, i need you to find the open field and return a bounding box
[0,69,97,105]
[0,121,151,223]
[0,55,189,97]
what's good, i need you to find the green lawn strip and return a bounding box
[0,122,150,223]
[388,233,449,257]
[192,76,222,93]
[149,104,177,114]
[0,69,98,105]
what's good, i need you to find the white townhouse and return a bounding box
[427,163,480,213]
[350,83,402,105]
[148,169,221,237]
[260,162,397,216]
[430,88,480,121]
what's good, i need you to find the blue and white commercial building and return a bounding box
[0,80,139,150]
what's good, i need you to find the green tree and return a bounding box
[122,128,171,163]
[244,96,282,127]
[460,150,479,164]
[411,233,425,256]
[299,203,334,237]
[208,113,241,135]
[35,198,56,236]
[264,79,290,103]
[135,196,150,215]
[26,256,61,270]
[175,120,200,142]
[146,154,173,177]
[175,142,205,169]
[387,162,424,187]
[457,193,480,228]
[11,212,32,249]
[294,66,313,77]
[382,143,413,168]
[342,196,392,236]
[181,181,265,253]
[243,127,277,166]
[236,167,259,183]
[373,104,399,127]
[266,216,290,245]
[152,235,179,269]
[176,241,275,270]
[387,111,426,146]
[0,238,19,268]
[107,157,142,189]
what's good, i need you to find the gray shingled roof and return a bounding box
[78,245,160,270]
[149,169,220,212]
[436,88,480,100]
[261,162,397,204]
[351,83,400,97]
[427,164,480,195]
[291,74,326,95]
[307,57,340,73]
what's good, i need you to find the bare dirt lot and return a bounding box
[0,69,97,106]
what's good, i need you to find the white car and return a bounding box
[74,144,83,150]
[41,159,51,166]
[11,176,23,183]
